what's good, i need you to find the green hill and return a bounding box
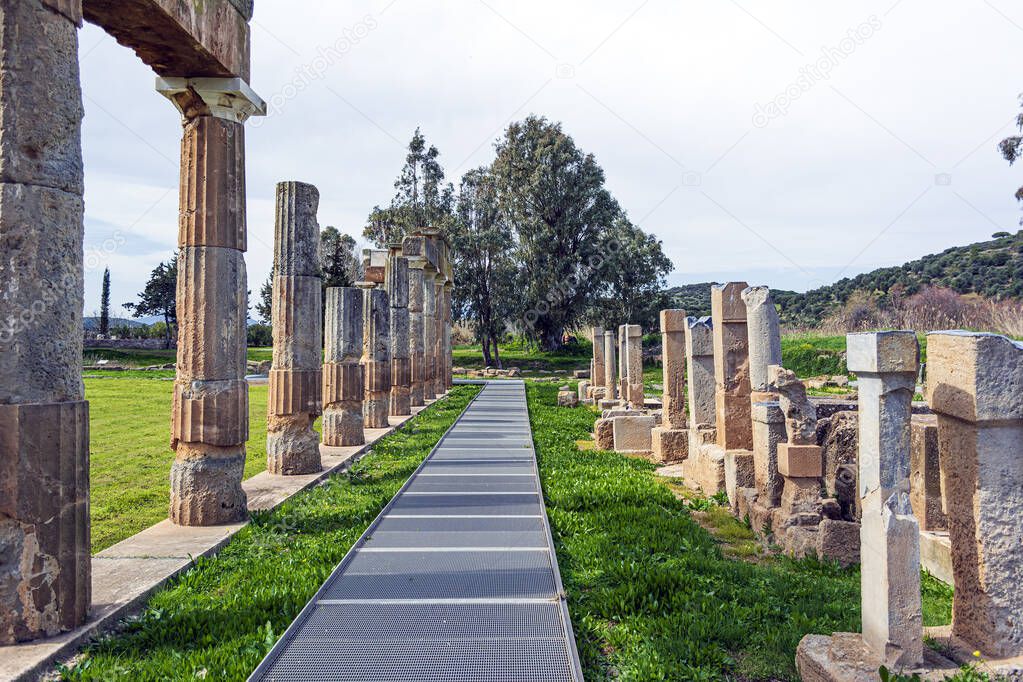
[665,231,1023,328]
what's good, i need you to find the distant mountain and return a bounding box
[663,230,1023,328]
[773,230,1023,327]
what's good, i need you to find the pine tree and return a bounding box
[99,267,111,336]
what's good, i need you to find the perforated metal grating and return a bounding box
[250,381,582,682]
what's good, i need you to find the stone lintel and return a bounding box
[84,0,252,81]
[157,77,266,123]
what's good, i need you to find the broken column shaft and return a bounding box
[848,331,922,668]
[322,287,365,446]
[361,285,391,428]
[711,282,753,450]
[652,310,688,462]
[744,286,785,507]
[604,330,618,400]
[267,181,322,475]
[387,245,411,416]
[592,326,606,389]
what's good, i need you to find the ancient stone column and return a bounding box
[444,281,454,390]
[406,259,426,407]
[361,284,391,428]
[927,331,1023,658]
[625,325,645,408]
[685,317,716,434]
[421,266,438,401]
[266,182,322,475]
[0,0,90,642]
[604,330,618,400]
[162,78,265,525]
[618,325,629,404]
[847,331,922,668]
[711,282,752,450]
[743,286,784,507]
[433,278,446,397]
[652,311,688,462]
[386,246,411,416]
[322,287,365,446]
[592,326,606,389]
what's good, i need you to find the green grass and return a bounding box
[452,341,590,372]
[58,386,480,681]
[84,347,273,368]
[86,377,270,553]
[528,382,951,680]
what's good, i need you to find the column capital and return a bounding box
[157,77,266,123]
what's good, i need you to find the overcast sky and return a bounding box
[78,0,1023,317]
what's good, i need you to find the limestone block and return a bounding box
[816,518,860,566]
[271,275,322,369]
[169,445,247,526]
[711,283,752,450]
[0,0,84,195]
[652,427,688,463]
[179,117,247,250]
[684,316,715,429]
[0,183,84,404]
[909,415,945,532]
[595,419,615,450]
[603,330,617,396]
[778,443,823,478]
[0,400,89,643]
[920,530,953,586]
[578,381,591,401]
[681,443,726,496]
[176,246,248,380]
[591,326,606,387]
[724,449,755,511]
[172,378,248,446]
[558,391,579,408]
[613,415,655,454]
[267,369,322,417]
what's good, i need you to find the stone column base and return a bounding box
[169,443,247,526]
[267,414,322,475]
[724,449,755,512]
[651,427,689,463]
[613,415,655,455]
[680,443,726,497]
[321,405,365,446]
[796,633,955,682]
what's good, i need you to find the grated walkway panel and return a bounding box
[250,381,582,682]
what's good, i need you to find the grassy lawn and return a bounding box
[452,342,590,372]
[86,377,271,553]
[528,382,951,680]
[84,347,273,367]
[59,386,480,681]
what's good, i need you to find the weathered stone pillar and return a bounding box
[433,278,446,397]
[159,77,265,525]
[266,182,322,475]
[685,317,716,435]
[927,331,1023,658]
[743,286,784,507]
[421,267,438,401]
[618,325,628,404]
[847,331,922,668]
[711,282,752,450]
[0,0,90,642]
[322,287,364,446]
[592,326,606,389]
[652,311,688,462]
[625,325,645,408]
[406,259,426,407]
[603,330,617,400]
[386,245,411,416]
[442,278,454,392]
[361,284,391,428]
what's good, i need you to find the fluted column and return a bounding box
[433,279,446,397]
[162,76,265,526]
[387,245,411,416]
[361,284,391,428]
[266,181,322,475]
[444,281,454,390]
[322,287,365,446]
[0,0,89,643]
[421,267,438,401]
[407,261,426,406]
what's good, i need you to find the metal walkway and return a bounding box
[250,381,583,682]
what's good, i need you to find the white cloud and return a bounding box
[78,0,1023,314]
